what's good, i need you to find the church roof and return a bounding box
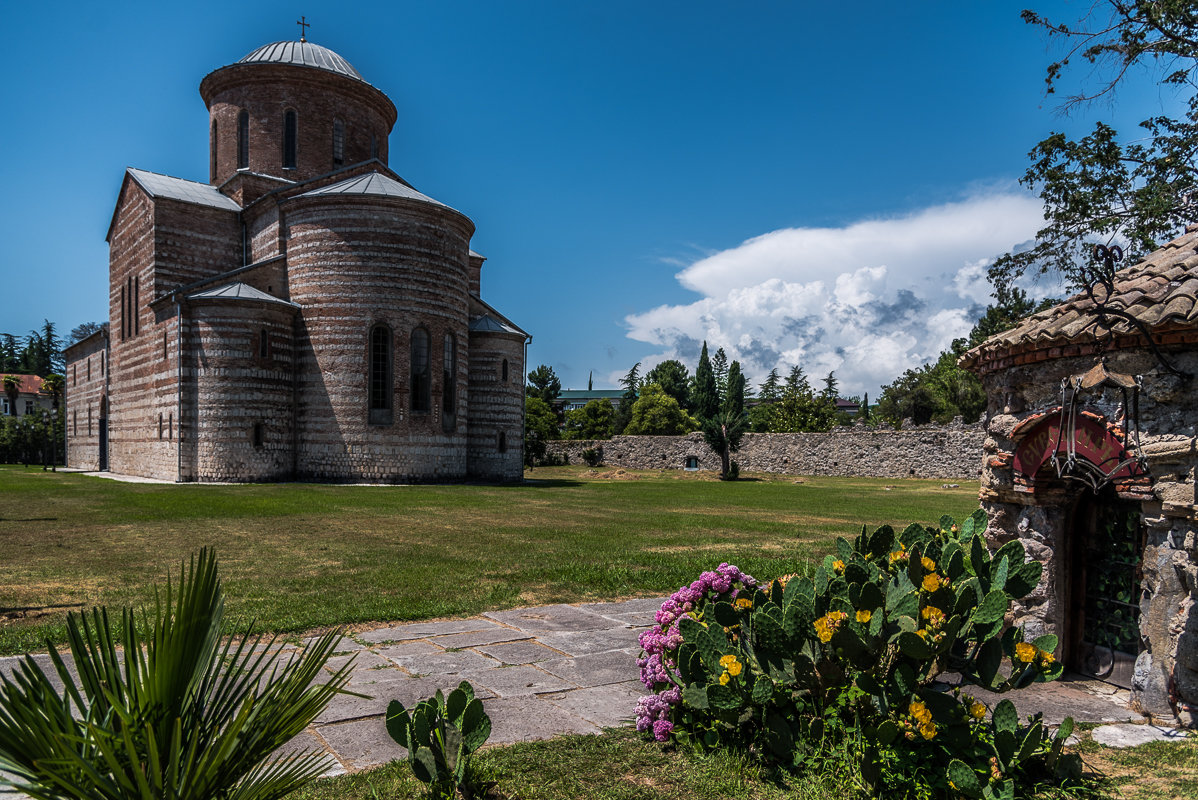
[237,40,363,81]
[469,295,529,338]
[187,282,299,308]
[297,172,453,210]
[127,169,242,212]
[961,225,1198,373]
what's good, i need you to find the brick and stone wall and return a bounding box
[544,420,985,479]
[466,331,525,481]
[63,332,108,470]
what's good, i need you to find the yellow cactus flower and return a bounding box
[889,549,907,564]
[856,609,872,624]
[919,722,937,740]
[735,597,753,610]
[814,611,848,643]
[719,671,730,685]
[909,699,932,725]
[719,654,743,677]
[1015,642,1037,663]
[921,573,942,593]
[921,606,945,627]
[921,556,936,572]
[832,559,845,574]
[970,701,986,720]
[1039,648,1055,664]
[916,628,930,640]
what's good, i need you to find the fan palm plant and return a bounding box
[0,548,355,800]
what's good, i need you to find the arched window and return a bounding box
[410,327,430,413]
[237,109,249,170]
[210,119,218,181]
[369,324,392,424]
[332,118,345,168]
[258,328,269,359]
[442,333,456,432]
[498,431,507,453]
[370,134,378,159]
[283,109,298,169]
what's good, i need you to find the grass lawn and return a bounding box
[287,726,1198,800]
[0,464,977,655]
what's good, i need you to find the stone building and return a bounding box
[63,37,529,483]
[962,228,1198,724]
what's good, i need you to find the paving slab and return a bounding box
[356,618,501,644]
[483,696,601,744]
[474,640,560,665]
[542,681,648,729]
[316,670,415,724]
[1091,723,1192,747]
[539,649,640,688]
[377,647,498,675]
[427,628,533,649]
[537,626,643,656]
[323,649,394,674]
[462,665,576,697]
[581,598,667,616]
[484,604,622,634]
[960,678,1138,726]
[316,718,404,770]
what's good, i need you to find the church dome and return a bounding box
[236,40,363,82]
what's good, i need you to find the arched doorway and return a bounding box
[1066,487,1144,688]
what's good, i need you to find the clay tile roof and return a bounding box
[0,374,47,394]
[961,228,1198,371]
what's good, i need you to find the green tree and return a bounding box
[644,359,690,410]
[67,322,103,346]
[991,2,1198,293]
[860,391,871,423]
[563,399,616,440]
[702,409,747,480]
[613,362,641,435]
[525,365,561,406]
[820,371,838,400]
[690,342,719,423]
[2,375,20,418]
[523,396,559,466]
[758,368,782,403]
[623,384,699,436]
[722,360,746,418]
[785,365,810,395]
[710,347,729,405]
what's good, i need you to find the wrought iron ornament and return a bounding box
[1050,361,1148,492]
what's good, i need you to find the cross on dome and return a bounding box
[297,15,310,42]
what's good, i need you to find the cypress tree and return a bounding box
[691,342,719,423]
[723,360,746,418]
[711,347,729,404]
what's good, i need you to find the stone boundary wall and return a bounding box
[544,421,985,480]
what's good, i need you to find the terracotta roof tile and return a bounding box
[0,374,47,394]
[962,228,1198,370]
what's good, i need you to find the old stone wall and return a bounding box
[466,332,525,481]
[544,421,985,479]
[64,333,108,471]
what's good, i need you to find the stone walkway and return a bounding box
[1,598,1190,798]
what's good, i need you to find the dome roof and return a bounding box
[236,40,363,81]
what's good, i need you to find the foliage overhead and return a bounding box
[525,364,562,405]
[645,359,691,411]
[990,1,1198,293]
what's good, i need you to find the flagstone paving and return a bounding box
[0,596,1191,798]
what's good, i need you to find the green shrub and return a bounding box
[637,510,1084,799]
[581,447,603,467]
[0,548,353,800]
[386,681,492,799]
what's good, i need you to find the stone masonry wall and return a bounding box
[545,420,985,479]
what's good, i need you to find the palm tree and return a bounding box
[0,549,355,800]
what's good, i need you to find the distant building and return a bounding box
[555,390,624,413]
[0,374,53,418]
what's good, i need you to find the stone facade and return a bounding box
[545,420,985,480]
[65,38,528,483]
[962,228,1198,724]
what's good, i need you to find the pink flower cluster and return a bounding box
[634,563,756,738]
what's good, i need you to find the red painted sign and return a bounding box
[1013,414,1144,482]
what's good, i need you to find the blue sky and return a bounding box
[1,1,1183,397]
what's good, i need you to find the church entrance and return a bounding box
[1067,488,1143,688]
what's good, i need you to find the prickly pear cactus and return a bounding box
[386,680,491,798]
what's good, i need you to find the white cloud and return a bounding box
[623,192,1045,397]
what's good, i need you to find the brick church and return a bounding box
[63,35,529,482]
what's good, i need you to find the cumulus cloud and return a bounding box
[623,192,1045,396]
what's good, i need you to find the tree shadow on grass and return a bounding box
[515,479,584,488]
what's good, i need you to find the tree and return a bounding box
[623,384,699,436]
[563,399,616,440]
[820,371,838,400]
[711,347,729,405]
[860,391,871,423]
[2,375,20,417]
[991,2,1198,293]
[722,360,746,418]
[523,396,559,466]
[785,365,810,395]
[525,364,561,406]
[613,362,642,435]
[67,321,103,346]
[645,359,690,410]
[758,368,782,403]
[690,342,719,423]
[702,409,747,480]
